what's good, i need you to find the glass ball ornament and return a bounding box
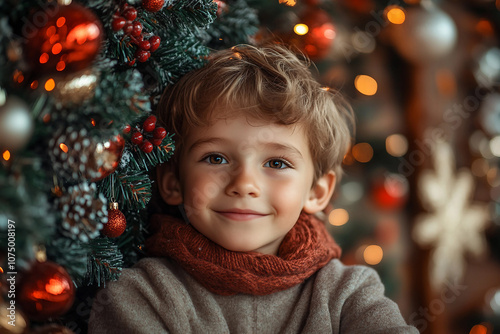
[23,3,104,76]
[18,261,75,321]
[0,95,34,151]
[390,3,457,64]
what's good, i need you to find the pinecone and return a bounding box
[57,182,108,242]
[48,127,100,181]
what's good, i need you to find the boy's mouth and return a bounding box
[214,209,269,221]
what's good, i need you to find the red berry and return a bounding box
[142,0,165,12]
[149,36,160,52]
[131,132,143,144]
[112,17,126,31]
[139,40,151,50]
[141,140,154,153]
[143,115,157,132]
[135,49,150,62]
[123,23,133,35]
[123,124,132,134]
[151,138,163,146]
[123,7,138,21]
[131,21,143,37]
[153,127,167,139]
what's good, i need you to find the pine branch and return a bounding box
[85,237,123,287]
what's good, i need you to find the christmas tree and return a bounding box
[0,0,257,332]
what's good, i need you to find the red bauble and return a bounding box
[92,135,125,181]
[135,49,150,62]
[371,174,409,210]
[23,3,104,75]
[151,138,163,146]
[18,261,75,321]
[286,7,335,61]
[123,124,132,134]
[102,202,127,238]
[142,0,165,12]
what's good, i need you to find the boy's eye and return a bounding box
[265,159,290,169]
[203,154,228,165]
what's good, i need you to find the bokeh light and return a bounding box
[363,245,384,265]
[294,23,309,35]
[386,6,406,24]
[352,142,374,163]
[354,75,378,96]
[328,208,349,226]
[386,134,408,157]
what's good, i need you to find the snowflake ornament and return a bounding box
[413,140,490,291]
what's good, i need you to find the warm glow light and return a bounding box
[46,25,56,37]
[0,267,3,273]
[279,0,296,5]
[476,19,494,36]
[45,278,69,295]
[386,6,406,24]
[329,208,349,226]
[45,78,55,91]
[490,136,500,157]
[39,53,49,64]
[469,324,488,334]
[57,17,66,27]
[352,142,374,163]
[31,80,39,89]
[56,61,66,71]
[59,143,69,153]
[43,114,51,123]
[363,245,383,265]
[294,23,309,35]
[13,70,24,84]
[2,150,10,161]
[52,43,62,55]
[386,134,408,157]
[91,118,96,126]
[354,75,378,96]
[471,158,489,178]
[67,23,100,45]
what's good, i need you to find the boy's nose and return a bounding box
[225,165,260,198]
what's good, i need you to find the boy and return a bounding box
[89,44,418,333]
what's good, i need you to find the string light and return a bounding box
[45,78,55,91]
[2,150,10,161]
[328,208,349,226]
[354,75,378,96]
[294,23,308,35]
[352,142,374,163]
[386,134,408,157]
[363,245,383,265]
[386,6,406,25]
[59,143,69,153]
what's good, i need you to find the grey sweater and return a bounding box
[89,257,418,333]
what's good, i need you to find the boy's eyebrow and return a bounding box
[189,137,304,159]
[265,142,304,159]
[188,137,225,152]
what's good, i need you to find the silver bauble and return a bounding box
[390,4,458,64]
[0,96,34,151]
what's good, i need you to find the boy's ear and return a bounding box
[156,164,183,206]
[303,171,336,214]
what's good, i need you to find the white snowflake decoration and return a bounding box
[413,140,490,291]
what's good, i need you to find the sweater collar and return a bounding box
[146,211,341,295]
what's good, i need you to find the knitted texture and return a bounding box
[146,211,341,295]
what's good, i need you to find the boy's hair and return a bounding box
[156,43,354,182]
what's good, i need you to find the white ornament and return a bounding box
[0,95,34,151]
[390,2,457,64]
[413,140,489,291]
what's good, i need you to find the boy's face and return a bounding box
[172,115,322,255]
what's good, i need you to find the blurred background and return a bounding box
[1,0,500,333]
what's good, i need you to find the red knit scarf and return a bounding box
[146,211,341,296]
